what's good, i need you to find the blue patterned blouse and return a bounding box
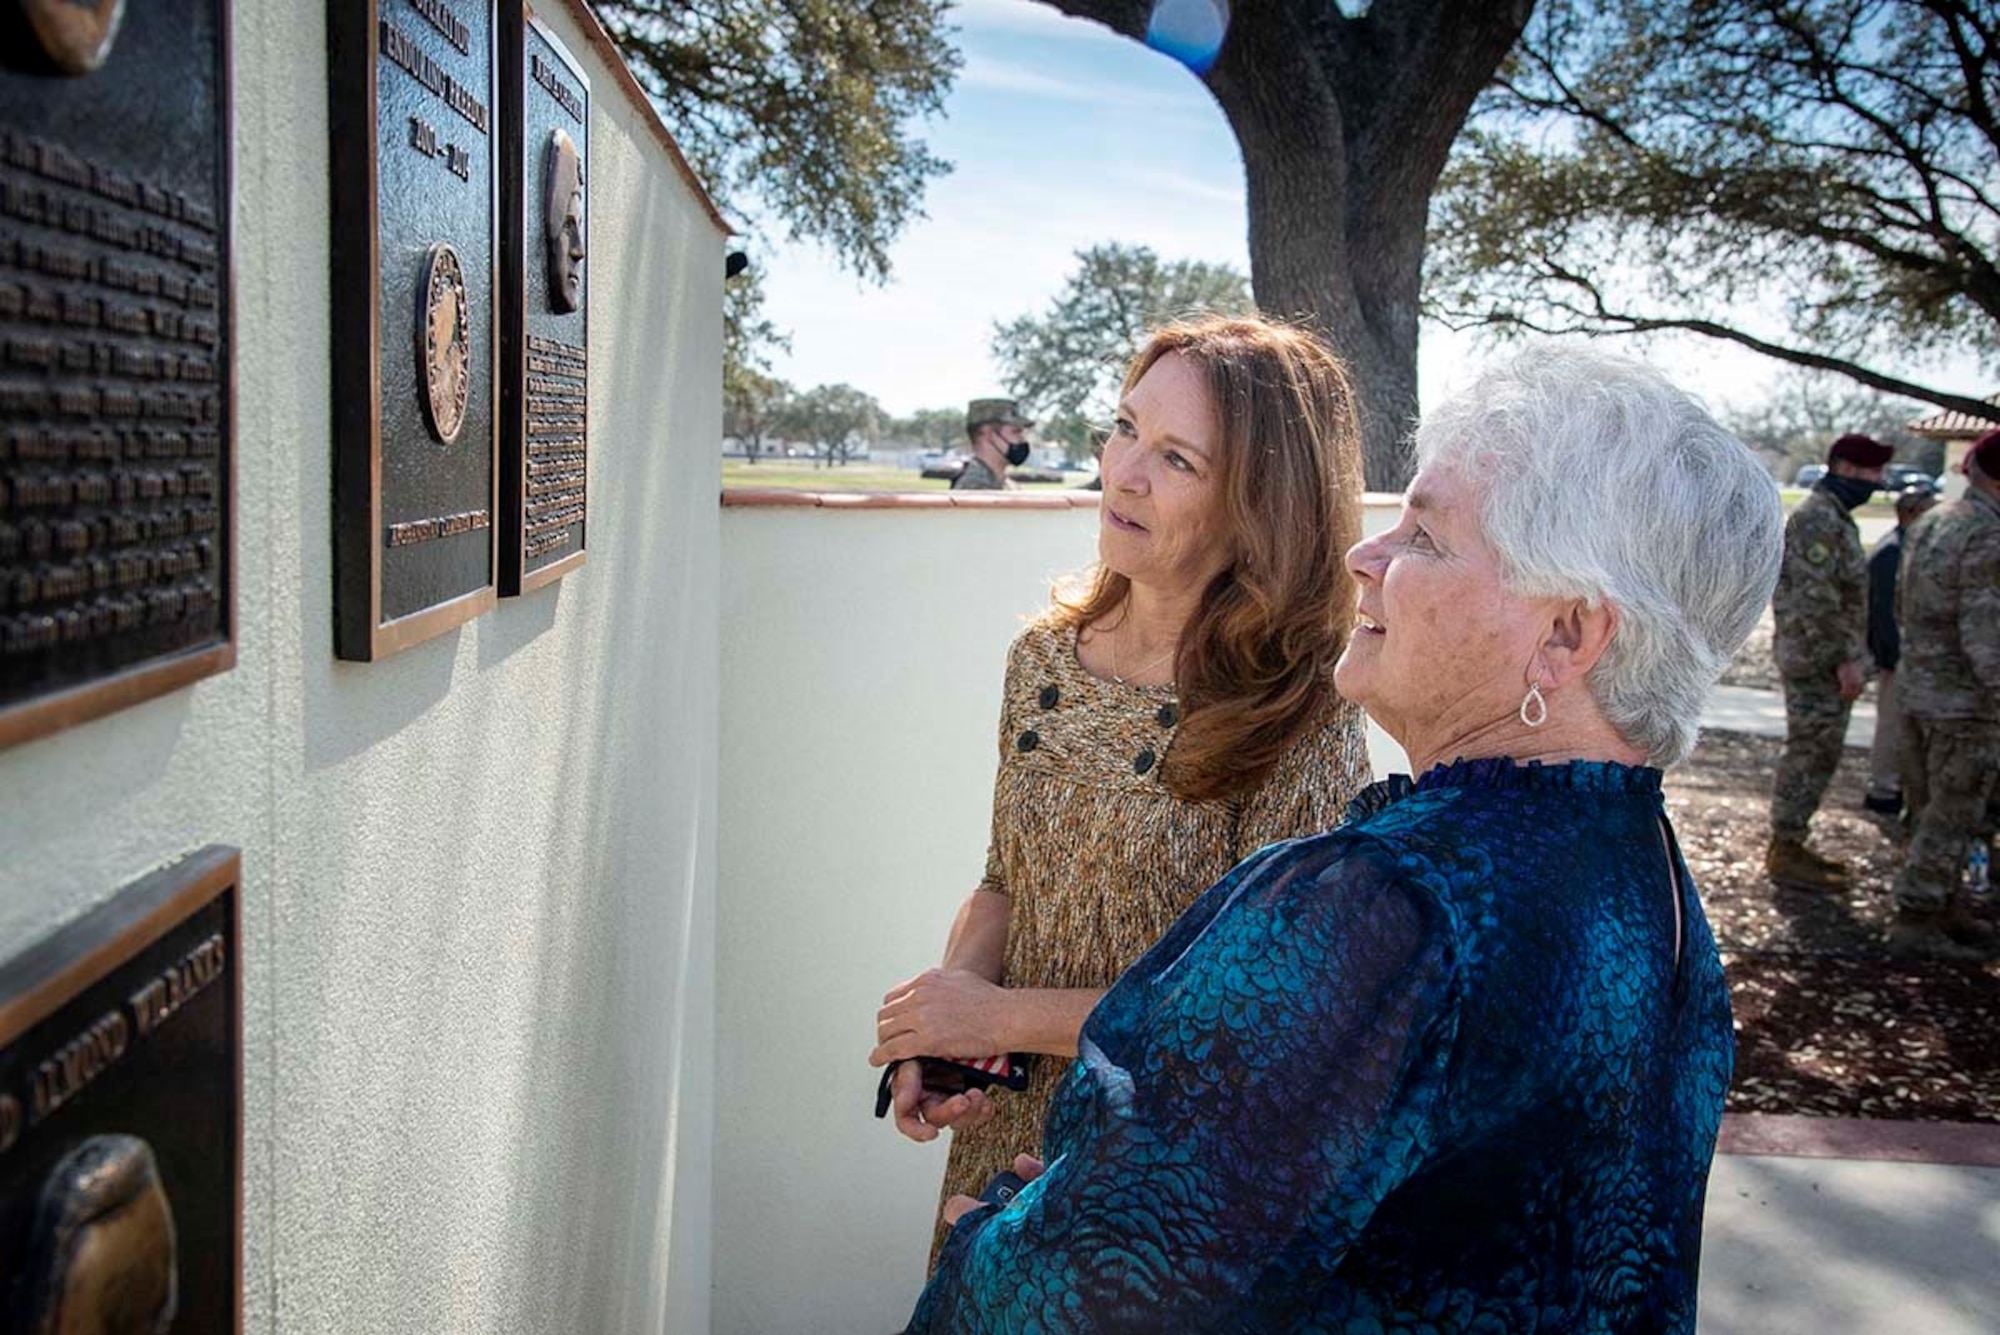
[906,758,1732,1334]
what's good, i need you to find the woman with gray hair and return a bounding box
[904,345,1782,1335]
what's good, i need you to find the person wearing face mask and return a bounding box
[952,400,1034,490]
[1767,430,1893,888]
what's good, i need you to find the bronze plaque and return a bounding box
[330,0,500,660]
[0,0,234,750]
[498,11,589,595]
[0,845,241,1335]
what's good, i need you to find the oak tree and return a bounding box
[1429,0,2000,426]
[599,0,960,282]
[1035,1,1535,486]
[992,242,1252,461]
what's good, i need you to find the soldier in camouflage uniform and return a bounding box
[1890,429,2000,959]
[954,399,1033,491]
[1767,432,1893,887]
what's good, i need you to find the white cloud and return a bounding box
[1113,163,1242,209]
[957,52,1204,116]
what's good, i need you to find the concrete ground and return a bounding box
[1694,682,1999,1334]
[1701,1153,2000,1335]
[1703,683,1879,751]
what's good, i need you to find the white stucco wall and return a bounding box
[714,499,1402,1334]
[0,4,723,1333]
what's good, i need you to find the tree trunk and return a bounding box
[1039,0,1532,492]
[1233,110,1425,491]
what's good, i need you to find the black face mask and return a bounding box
[1004,439,1031,467]
[1820,473,1878,511]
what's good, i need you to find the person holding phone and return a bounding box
[871,316,1374,1254]
[906,346,1782,1334]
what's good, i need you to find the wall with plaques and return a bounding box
[0,3,725,1333]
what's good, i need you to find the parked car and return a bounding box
[1792,463,1827,487]
[1884,463,1938,494]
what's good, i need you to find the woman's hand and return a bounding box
[885,1060,1000,1143]
[872,967,1009,1066]
[941,1154,1044,1225]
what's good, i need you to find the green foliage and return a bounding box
[991,243,1253,461]
[772,383,884,466]
[1430,0,2000,418]
[724,366,791,463]
[886,406,964,448]
[723,264,790,424]
[598,0,960,283]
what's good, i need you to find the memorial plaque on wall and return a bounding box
[0,1,235,749]
[0,845,241,1335]
[498,10,589,595]
[330,0,500,660]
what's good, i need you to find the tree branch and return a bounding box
[1444,298,2000,423]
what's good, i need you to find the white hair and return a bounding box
[1414,344,1783,768]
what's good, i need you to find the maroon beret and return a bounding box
[1968,428,2000,479]
[1827,432,1894,467]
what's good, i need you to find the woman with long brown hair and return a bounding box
[868,314,1374,1246]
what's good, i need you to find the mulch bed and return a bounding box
[1667,728,2000,1124]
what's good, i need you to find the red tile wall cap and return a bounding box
[722,489,823,508]
[817,492,955,509]
[1717,1112,2000,1167]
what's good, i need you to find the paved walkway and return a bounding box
[1702,682,1879,750]
[1701,1152,2000,1334]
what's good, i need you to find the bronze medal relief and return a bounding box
[0,847,242,1335]
[498,10,588,595]
[0,0,234,748]
[330,0,500,659]
[419,241,472,445]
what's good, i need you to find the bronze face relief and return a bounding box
[419,242,473,444]
[22,0,126,75]
[0,847,239,1334]
[18,1135,180,1335]
[499,14,589,595]
[544,128,585,313]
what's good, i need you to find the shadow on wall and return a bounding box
[267,90,723,1334]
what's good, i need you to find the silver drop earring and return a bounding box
[1519,675,1548,728]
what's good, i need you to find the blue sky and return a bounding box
[749,0,1975,424]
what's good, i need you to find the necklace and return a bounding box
[1111,627,1177,687]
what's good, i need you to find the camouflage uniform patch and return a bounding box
[951,457,1008,491]
[1769,485,1869,836]
[1771,674,1854,838]
[1894,490,2000,912]
[1895,490,2000,722]
[1895,717,2000,913]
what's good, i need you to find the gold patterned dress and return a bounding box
[933,613,1374,1247]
